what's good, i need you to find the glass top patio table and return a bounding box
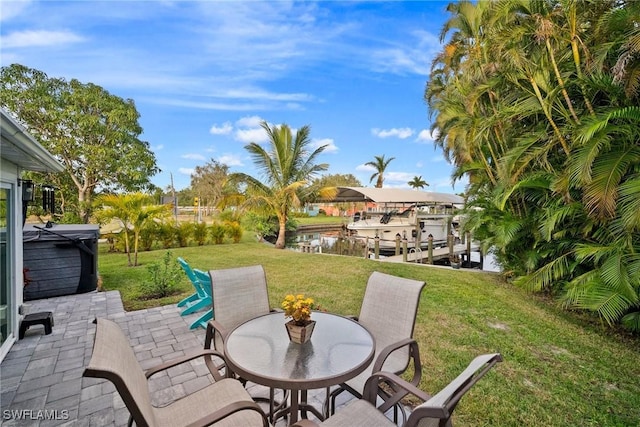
[224,311,375,425]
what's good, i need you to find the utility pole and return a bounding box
[170,172,178,225]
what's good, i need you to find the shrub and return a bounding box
[157,223,177,249]
[225,221,243,243]
[193,222,209,246]
[138,251,182,299]
[175,222,193,247]
[139,221,159,251]
[210,222,226,244]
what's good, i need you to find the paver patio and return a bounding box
[0,290,357,426]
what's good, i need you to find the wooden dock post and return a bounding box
[466,233,471,267]
[402,237,408,263]
[374,235,380,259]
[427,235,434,264]
[395,235,401,256]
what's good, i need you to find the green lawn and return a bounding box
[99,241,640,426]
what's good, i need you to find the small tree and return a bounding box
[139,251,182,299]
[94,193,169,266]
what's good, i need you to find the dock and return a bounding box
[381,242,481,264]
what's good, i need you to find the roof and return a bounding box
[1,109,65,173]
[328,187,465,204]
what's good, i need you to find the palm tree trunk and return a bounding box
[275,218,287,249]
[529,76,571,156]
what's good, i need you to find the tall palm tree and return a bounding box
[94,193,170,266]
[365,155,395,188]
[408,176,428,190]
[232,121,329,249]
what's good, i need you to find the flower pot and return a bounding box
[285,319,316,344]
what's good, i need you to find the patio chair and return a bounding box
[83,318,269,427]
[177,257,212,316]
[327,271,425,419]
[203,265,287,420]
[292,353,502,427]
[188,268,214,330]
[204,265,273,353]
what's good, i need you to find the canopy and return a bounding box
[327,187,464,205]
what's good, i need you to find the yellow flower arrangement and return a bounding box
[282,294,315,326]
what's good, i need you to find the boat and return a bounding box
[347,206,453,251]
[326,187,464,253]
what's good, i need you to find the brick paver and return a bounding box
[0,291,363,426]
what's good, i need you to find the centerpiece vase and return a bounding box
[285,320,316,344]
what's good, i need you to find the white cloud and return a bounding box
[209,122,233,135]
[181,153,206,161]
[218,154,244,167]
[416,129,439,143]
[356,164,376,172]
[312,138,338,153]
[152,144,164,151]
[416,161,423,168]
[236,116,265,128]
[179,167,194,175]
[372,127,414,139]
[385,171,415,183]
[235,127,269,144]
[1,30,84,48]
[371,30,440,76]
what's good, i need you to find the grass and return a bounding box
[99,241,640,426]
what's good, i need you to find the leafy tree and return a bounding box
[1,64,159,223]
[231,121,329,249]
[365,155,395,188]
[94,193,169,266]
[190,159,233,214]
[408,176,428,190]
[427,0,640,331]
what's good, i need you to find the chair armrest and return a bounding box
[205,319,229,349]
[145,349,226,381]
[188,400,269,427]
[290,420,319,427]
[405,353,503,427]
[372,338,422,386]
[362,370,431,415]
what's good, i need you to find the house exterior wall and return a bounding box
[0,158,24,362]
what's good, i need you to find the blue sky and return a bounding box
[1,0,463,193]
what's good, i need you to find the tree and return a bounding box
[231,121,329,249]
[0,64,159,223]
[426,0,640,331]
[408,176,428,190]
[190,159,232,214]
[365,155,395,188]
[94,193,169,266]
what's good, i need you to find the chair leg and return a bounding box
[177,293,199,308]
[180,297,212,315]
[190,309,213,330]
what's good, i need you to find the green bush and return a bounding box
[175,222,192,247]
[210,223,226,244]
[138,251,182,299]
[139,221,159,251]
[225,221,243,243]
[193,222,209,246]
[157,223,177,249]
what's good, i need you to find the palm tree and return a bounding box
[408,176,428,190]
[232,121,329,249]
[94,193,170,266]
[365,155,395,188]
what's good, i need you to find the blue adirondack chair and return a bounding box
[189,269,214,330]
[177,258,212,316]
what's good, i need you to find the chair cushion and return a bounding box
[155,378,264,427]
[320,399,395,427]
